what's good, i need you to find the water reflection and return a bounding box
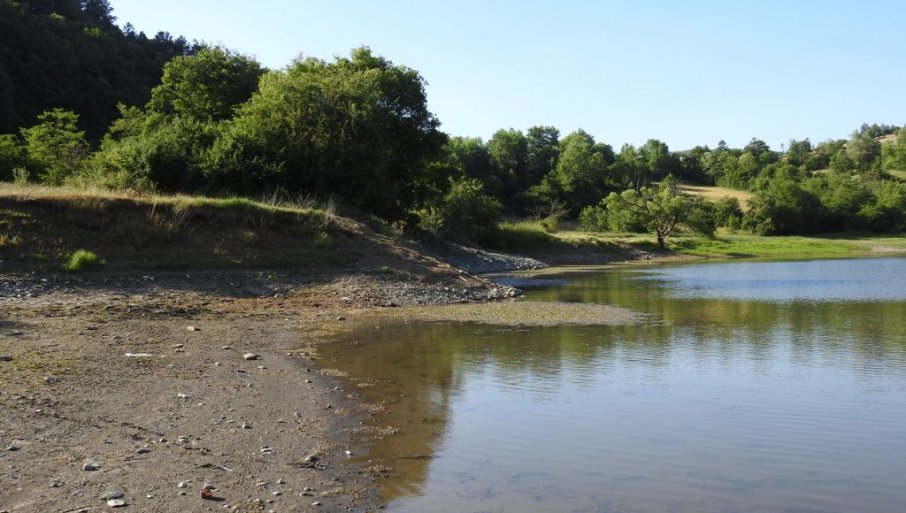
[320,257,906,513]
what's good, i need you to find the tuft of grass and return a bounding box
[64,249,106,272]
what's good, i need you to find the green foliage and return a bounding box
[209,47,446,218]
[547,130,617,213]
[578,204,609,231]
[0,0,195,140]
[436,178,502,241]
[0,134,26,181]
[148,46,263,122]
[20,109,90,185]
[64,249,105,272]
[603,177,695,248]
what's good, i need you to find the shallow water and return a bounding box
[321,257,906,513]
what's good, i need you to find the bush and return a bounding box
[438,178,501,241]
[64,249,105,272]
[578,204,608,231]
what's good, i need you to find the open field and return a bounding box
[678,184,754,211]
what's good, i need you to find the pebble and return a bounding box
[304,455,319,463]
[173,344,184,349]
[241,422,251,429]
[102,491,124,500]
[243,353,260,361]
[187,326,199,331]
[273,491,282,496]
[336,316,345,321]
[222,345,232,350]
[311,501,322,506]
[136,447,151,454]
[177,393,189,399]
[276,478,285,484]
[106,499,126,507]
[6,445,19,451]
[177,481,188,488]
[82,463,99,471]
[0,354,12,362]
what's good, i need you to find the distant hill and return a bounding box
[0,0,195,141]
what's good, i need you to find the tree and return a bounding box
[20,108,89,185]
[487,128,527,199]
[210,47,447,218]
[148,46,263,122]
[845,131,882,172]
[0,134,26,181]
[525,126,560,189]
[638,138,678,182]
[603,176,696,249]
[549,130,616,212]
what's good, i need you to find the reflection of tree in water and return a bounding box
[321,264,906,505]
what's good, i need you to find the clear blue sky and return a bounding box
[110,0,904,151]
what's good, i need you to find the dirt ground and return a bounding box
[0,265,521,513]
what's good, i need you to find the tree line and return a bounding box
[2,0,906,245]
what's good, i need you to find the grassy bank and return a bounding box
[0,184,344,271]
[495,220,906,261]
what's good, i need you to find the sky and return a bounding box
[109,0,905,151]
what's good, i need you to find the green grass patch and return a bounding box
[64,249,105,272]
[668,232,873,259]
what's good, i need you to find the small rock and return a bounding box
[177,393,189,399]
[276,478,285,484]
[0,354,12,362]
[335,316,345,321]
[202,482,217,490]
[82,463,99,471]
[186,326,199,331]
[177,481,188,488]
[311,501,322,506]
[304,455,319,463]
[106,499,126,507]
[135,447,151,454]
[255,481,269,487]
[243,353,260,361]
[304,379,313,384]
[6,445,19,451]
[241,422,251,429]
[221,345,232,350]
[173,343,184,349]
[344,450,352,456]
[102,491,124,500]
[273,491,282,496]
[49,481,61,488]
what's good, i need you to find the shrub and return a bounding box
[64,249,105,272]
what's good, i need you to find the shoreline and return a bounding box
[5,245,903,512]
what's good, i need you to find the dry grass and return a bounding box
[678,184,754,211]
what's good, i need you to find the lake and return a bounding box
[320,257,906,513]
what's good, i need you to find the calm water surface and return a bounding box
[321,257,906,513]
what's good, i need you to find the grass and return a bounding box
[0,183,347,272]
[677,184,754,211]
[667,230,906,259]
[887,169,906,180]
[64,249,105,272]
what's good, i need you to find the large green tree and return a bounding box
[148,46,263,122]
[604,177,698,249]
[210,47,447,218]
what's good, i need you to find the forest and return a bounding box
[3,0,906,248]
